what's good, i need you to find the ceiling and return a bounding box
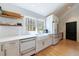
[53,3,76,17]
[13,3,66,17]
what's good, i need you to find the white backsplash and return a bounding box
[0,26,19,38]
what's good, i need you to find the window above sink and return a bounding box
[24,16,45,33]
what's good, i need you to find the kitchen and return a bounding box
[0,3,63,56]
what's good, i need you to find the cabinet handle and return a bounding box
[4,49,6,56]
[1,44,3,51]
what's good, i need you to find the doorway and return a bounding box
[66,22,77,41]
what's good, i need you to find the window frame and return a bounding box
[24,16,45,33]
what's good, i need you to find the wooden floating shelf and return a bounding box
[0,23,22,26]
[0,14,22,19]
[0,10,23,19]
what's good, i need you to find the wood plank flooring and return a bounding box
[36,40,79,56]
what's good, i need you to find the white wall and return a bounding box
[59,4,79,42]
[46,15,59,34]
[0,3,45,38]
[0,26,19,38]
[0,16,23,38]
[0,3,45,19]
[46,15,53,33]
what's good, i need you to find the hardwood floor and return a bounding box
[36,40,79,56]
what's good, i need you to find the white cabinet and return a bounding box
[52,23,58,34]
[0,43,2,55]
[4,40,19,56]
[19,38,36,56]
[36,35,48,53]
[44,34,52,48]
[0,40,19,56]
[36,39,44,52]
[46,34,53,46]
[36,34,52,53]
[36,35,47,53]
[0,43,4,56]
[52,33,62,45]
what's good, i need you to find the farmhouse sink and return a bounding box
[36,33,49,37]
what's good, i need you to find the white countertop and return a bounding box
[0,33,52,42]
[0,35,36,42]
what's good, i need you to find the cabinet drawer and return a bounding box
[20,40,35,51]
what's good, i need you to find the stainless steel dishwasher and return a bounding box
[19,37,36,56]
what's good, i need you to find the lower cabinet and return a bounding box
[36,39,44,52]
[0,40,19,56]
[4,40,19,56]
[36,35,53,53]
[0,34,54,56]
[0,43,4,56]
[52,33,62,45]
[46,34,53,47]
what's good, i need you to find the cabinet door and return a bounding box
[4,40,19,56]
[0,43,4,56]
[48,35,53,45]
[36,39,44,53]
[47,38,52,46]
[44,35,52,48]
